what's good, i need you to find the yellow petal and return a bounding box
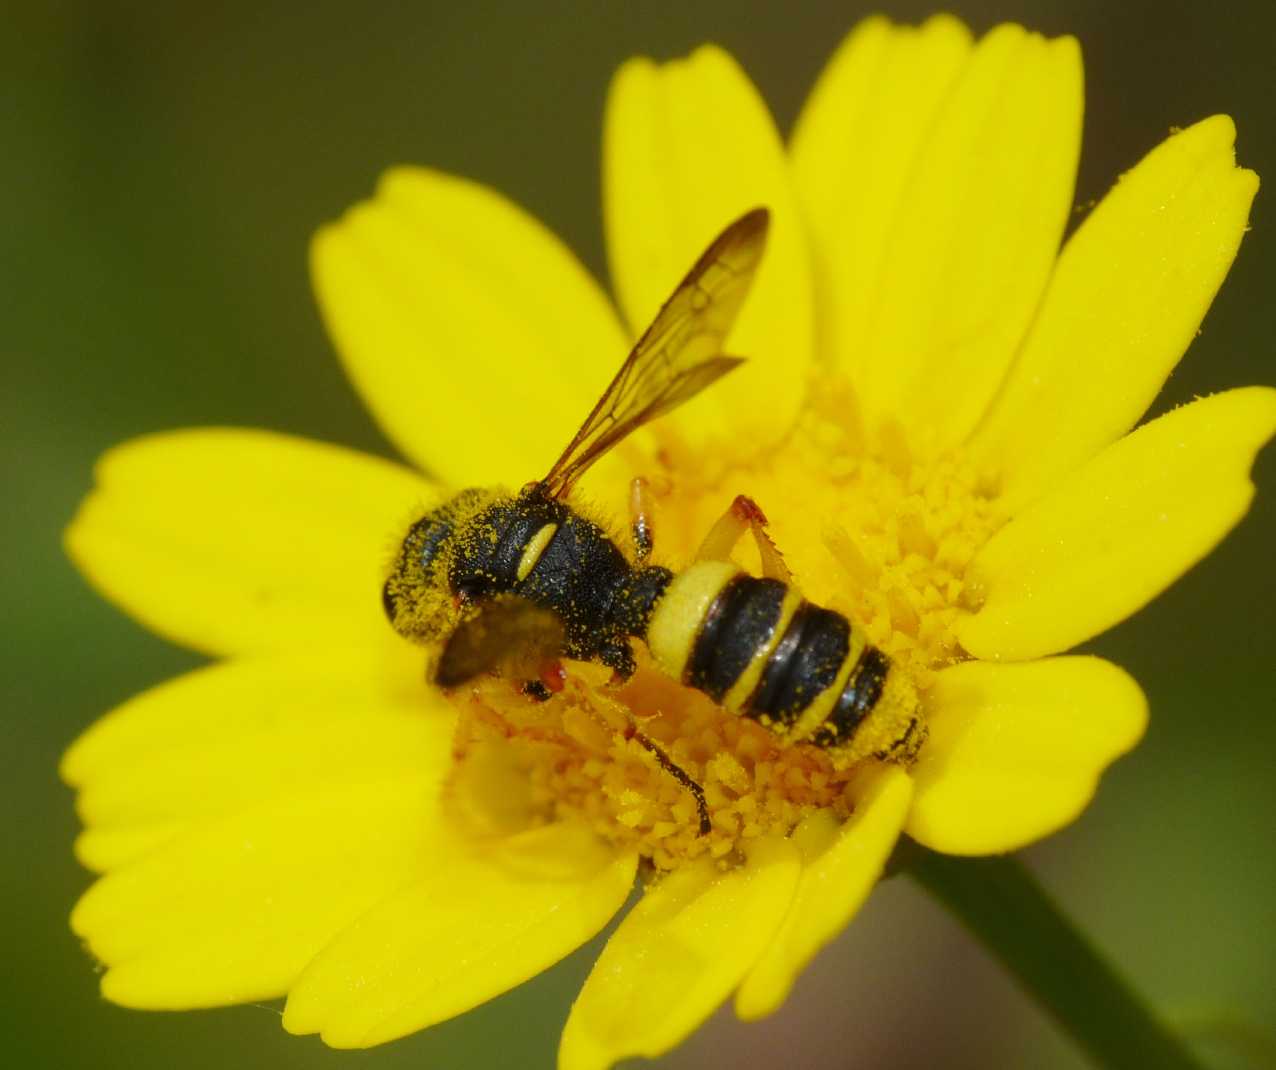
[907,657,1147,854]
[72,678,449,846]
[735,766,912,1020]
[970,116,1260,510]
[73,774,449,1008]
[283,823,636,1048]
[312,168,629,487]
[64,429,434,656]
[64,649,443,874]
[559,837,799,1070]
[62,646,427,791]
[791,15,973,377]
[959,387,1276,661]
[604,46,812,450]
[74,822,185,873]
[852,24,1082,450]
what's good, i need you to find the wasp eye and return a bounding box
[381,579,399,621]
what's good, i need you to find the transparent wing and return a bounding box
[543,207,770,497]
[435,595,566,687]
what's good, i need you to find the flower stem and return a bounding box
[896,841,1207,1070]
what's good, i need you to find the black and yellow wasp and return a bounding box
[382,209,921,831]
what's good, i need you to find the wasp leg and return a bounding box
[599,637,637,681]
[628,728,711,836]
[694,494,793,584]
[520,657,567,701]
[521,680,553,702]
[628,477,656,563]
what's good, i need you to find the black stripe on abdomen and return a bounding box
[685,576,787,702]
[812,646,890,746]
[745,603,850,726]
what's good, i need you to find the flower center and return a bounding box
[444,375,1006,868]
[448,665,866,871]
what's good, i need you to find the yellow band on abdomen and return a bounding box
[646,560,739,679]
[785,627,867,743]
[720,588,803,714]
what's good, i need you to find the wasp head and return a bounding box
[382,487,503,642]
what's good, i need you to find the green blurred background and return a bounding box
[5,1,1274,1067]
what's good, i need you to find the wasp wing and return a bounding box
[435,595,566,687]
[542,207,770,498]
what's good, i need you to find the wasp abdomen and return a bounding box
[645,562,905,755]
[811,646,890,746]
[685,575,788,702]
[745,601,852,729]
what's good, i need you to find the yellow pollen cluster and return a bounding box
[446,665,864,870]
[809,430,1006,683]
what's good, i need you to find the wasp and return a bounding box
[382,209,922,833]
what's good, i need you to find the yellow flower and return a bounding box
[63,15,1269,1070]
